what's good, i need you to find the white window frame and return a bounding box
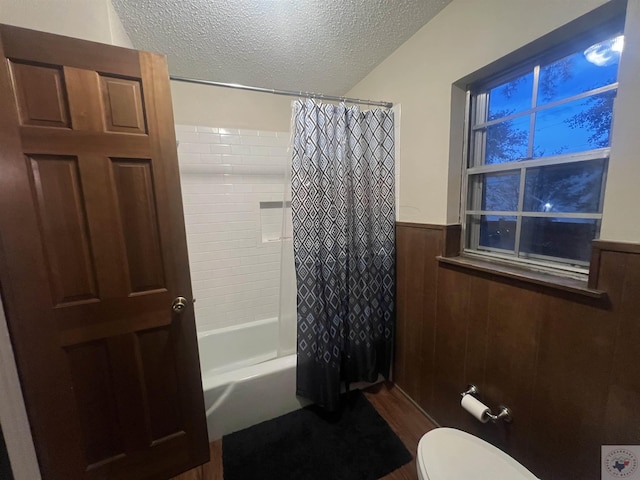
[461,29,622,275]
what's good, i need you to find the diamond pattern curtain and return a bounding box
[291,99,395,410]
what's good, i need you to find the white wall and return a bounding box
[170,81,293,132]
[601,0,640,242]
[105,0,133,47]
[347,0,640,239]
[0,0,132,47]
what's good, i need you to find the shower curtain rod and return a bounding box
[169,75,393,108]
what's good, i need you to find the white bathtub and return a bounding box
[198,318,308,441]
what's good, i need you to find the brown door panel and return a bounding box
[0,24,142,77]
[0,24,208,479]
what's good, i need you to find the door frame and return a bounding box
[0,296,41,479]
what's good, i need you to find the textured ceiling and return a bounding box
[112,0,452,95]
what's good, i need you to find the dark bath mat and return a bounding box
[222,390,412,480]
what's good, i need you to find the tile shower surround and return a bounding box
[176,125,291,332]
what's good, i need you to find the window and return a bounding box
[464,28,624,272]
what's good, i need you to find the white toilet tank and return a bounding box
[417,428,539,480]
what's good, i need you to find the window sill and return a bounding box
[436,255,607,300]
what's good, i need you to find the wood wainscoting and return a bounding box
[395,222,640,480]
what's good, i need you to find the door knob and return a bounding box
[172,296,188,314]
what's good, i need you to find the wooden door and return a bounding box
[0,25,209,479]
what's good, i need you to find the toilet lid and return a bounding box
[418,428,538,480]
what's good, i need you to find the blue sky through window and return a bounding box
[483,34,621,162]
[488,72,533,120]
[468,32,622,265]
[538,43,620,106]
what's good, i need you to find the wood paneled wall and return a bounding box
[395,222,640,480]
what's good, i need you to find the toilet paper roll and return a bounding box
[461,394,490,423]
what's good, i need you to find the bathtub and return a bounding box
[197,316,382,441]
[198,317,308,441]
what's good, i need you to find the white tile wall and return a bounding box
[176,125,292,332]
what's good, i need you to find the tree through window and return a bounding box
[464,28,623,270]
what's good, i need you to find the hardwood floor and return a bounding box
[364,383,437,480]
[171,441,223,480]
[171,382,436,480]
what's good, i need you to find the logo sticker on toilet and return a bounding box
[602,446,640,479]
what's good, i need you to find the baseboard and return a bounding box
[393,385,441,429]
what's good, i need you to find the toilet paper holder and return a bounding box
[461,384,512,423]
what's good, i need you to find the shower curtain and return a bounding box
[291,99,395,410]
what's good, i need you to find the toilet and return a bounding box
[417,428,539,480]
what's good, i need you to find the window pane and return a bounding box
[468,215,517,251]
[533,91,615,157]
[523,159,607,213]
[485,115,530,164]
[468,171,521,211]
[488,72,534,120]
[520,217,599,262]
[537,35,623,106]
